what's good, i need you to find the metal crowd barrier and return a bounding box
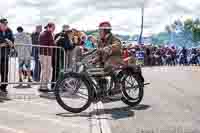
[1,44,198,87]
[0,44,66,86]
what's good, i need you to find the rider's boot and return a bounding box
[108,71,122,96]
[97,78,107,97]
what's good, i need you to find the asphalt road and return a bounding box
[0,65,200,133]
[103,66,200,133]
[0,88,93,133]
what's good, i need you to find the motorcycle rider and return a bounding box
[91,22,144,95]
[91,21,124,93]
[92,21,124,73]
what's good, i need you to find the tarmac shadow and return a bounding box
[55,104,151,120]
[96,104,151,120]
[56,112,92,118]
[39,93,56,100]
[132,104,151,110]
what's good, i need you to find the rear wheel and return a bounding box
[121,73,144,107]
[54,72,92,113]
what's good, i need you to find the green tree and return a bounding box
[184,18,193,31]
[192,19,200,42]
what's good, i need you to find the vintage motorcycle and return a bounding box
[54,49,149,113]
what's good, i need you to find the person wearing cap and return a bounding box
[31,25,42,82]
[92,21,123,68]
[0,18,14,98]
[91,21,124,94]
[14,26,32,88]
[39,22,55,92]
[51,25,74,89]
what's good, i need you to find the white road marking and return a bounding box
[96,102,112,133]
[91,103,101,133]
[0,125,26,133]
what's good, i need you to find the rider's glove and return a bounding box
[103,46,112,55]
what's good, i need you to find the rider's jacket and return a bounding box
[96,33,123,66]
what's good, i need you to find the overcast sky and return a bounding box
[1,0,200,35]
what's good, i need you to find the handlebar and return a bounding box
[82,48,97,57]
[76,48,97,67]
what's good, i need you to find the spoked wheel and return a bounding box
[121,73,144,107]
[54,72,92,113]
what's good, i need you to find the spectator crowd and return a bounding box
[122,44,200,66]
[0,18,97,98]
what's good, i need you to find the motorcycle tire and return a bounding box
[54,72,92,113]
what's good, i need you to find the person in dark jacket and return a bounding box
[31,25,42,82]
[145,47,151,66]
[180,47,188,65]
[51,25,74,89]
[39,23,55,92]
[0,18,14,98]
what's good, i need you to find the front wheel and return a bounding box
[54,72,92,113]
[121,73,144,107]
